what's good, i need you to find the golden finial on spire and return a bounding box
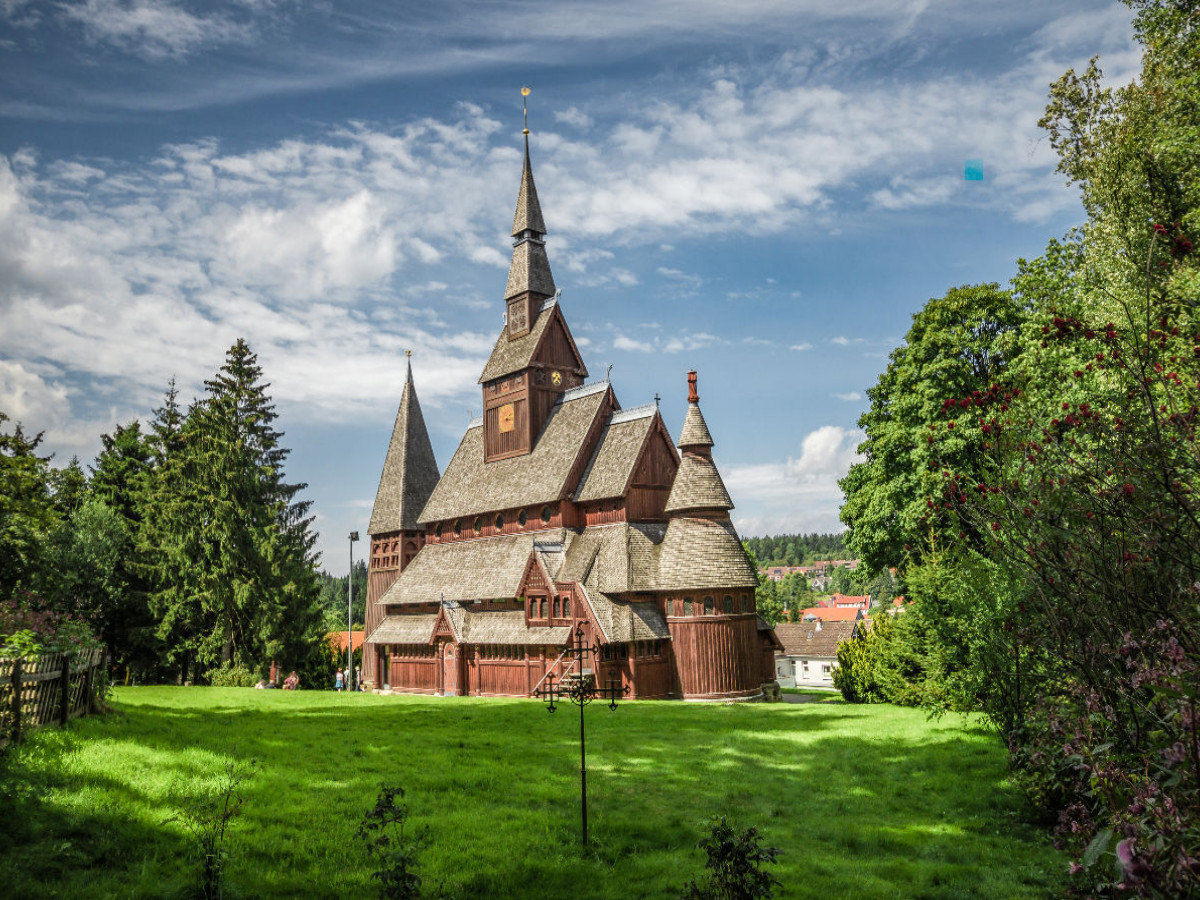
[405,349,412,358]
[521,86,531,135]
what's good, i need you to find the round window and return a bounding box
[495,514,505,530]
[518,510,528,527]
[541,505,552,524]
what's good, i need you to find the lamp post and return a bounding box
[534,623,628,846]
[348,531,359,691]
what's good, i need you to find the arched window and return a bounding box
[473,517,482,534]
[518,509,528,527]
[703,596,714,615]
[434,523,443,539]
[723,595,734,614]
[562,596,571,618]
[495,514,505,530]
[539,598,547,618]
[541,505,552,523]
[453,520,462,537]
[683,598,693,615]
[553,596,561,618]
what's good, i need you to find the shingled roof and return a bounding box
[558,522,664,593]
[580,582,671,643]
[419,383,610,523]
[478,295,581,384]
[678,403,714,448]
[663,454,734,515]
[378,532,561,605]
[504,239,556,300]
[774,620,858,658]
[368,359,441,534]
[365,614,438,645]
[512,141,547,236]
[573,404,657,502]
[657,516,758,592]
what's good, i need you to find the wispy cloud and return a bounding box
[58,0,256,60]
[832,391,862,401]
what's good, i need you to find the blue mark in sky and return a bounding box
[965,159,984,181]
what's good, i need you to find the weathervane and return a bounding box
[521,86,531,135]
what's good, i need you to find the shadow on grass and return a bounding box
[1,688,1064,899]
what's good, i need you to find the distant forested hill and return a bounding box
[742,533,848,567]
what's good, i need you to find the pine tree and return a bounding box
[145,342,321,678]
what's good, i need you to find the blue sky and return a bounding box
[0,0,1139,574]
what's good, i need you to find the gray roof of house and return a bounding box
[368,361,441,534]
[419,384,610,523]
[656,516,759,591]
[774,620,857,658]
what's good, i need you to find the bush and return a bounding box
[678,816,780,900]
[358,783,437,900]
[208,664,259,688]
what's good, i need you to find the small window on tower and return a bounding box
[518,510,528,527]
[541,505,552,524]
[434,523,443,539]
[473,517,482,534]
[453,520,462,537]
[723,595,734,614]
[703,596,715,615]
[495,514,505,531]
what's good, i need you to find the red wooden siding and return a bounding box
[668,617,762,699]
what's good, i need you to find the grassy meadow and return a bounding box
[0,687,1065,898]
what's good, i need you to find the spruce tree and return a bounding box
[147,341,321,678]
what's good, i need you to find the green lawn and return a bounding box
[0,687,1064,899]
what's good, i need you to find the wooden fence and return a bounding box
[0,648,106,748]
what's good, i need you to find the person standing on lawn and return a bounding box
[335,669,344,692]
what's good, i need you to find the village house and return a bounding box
[773,619,859,688]
[360,135,781,701]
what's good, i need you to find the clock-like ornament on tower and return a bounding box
[551,371,562,386]
[499,403,515,433]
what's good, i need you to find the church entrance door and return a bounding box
[442,642,459,696]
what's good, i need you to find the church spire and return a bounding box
[368,351,441,534]
[664,370,733,516]
[505,89,555,301]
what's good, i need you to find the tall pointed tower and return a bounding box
[658,371,763,700]
[477,135,588,462]
[362,352,440,689]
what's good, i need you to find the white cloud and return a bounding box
[726,425,863,534]
[832,391,862,401]
[554,106,594,130]
[829,336,866,346]
[789,342,812,351]
[613,334,654,353]
[58,0,254,60]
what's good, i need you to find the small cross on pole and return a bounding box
[534,623,628,846]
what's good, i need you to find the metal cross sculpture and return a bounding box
[534,623,629,846]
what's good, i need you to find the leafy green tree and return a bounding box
[0,413,59,602]
[839,284,1030,575]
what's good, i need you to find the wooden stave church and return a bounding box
[362,139,781,701]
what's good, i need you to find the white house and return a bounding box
[773,620,859,688]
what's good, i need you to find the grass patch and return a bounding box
[0,687,1064,898]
